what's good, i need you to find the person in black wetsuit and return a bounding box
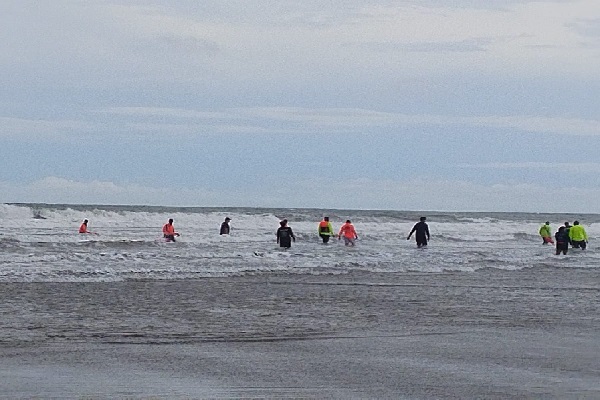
[220,217,231,235]
[407,216,430,248]
[554,226,569,255]
[276,219,296,249]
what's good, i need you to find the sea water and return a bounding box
[1,203,598,283]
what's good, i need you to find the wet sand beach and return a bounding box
[1,267,599,399]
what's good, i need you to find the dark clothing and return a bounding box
[409,221,430,247]
[564,227,571,244]
[555,230,569,244]
[572,240,587,250]
[277,226,295,248]
[556,242,568,255]
[220,222,230,235]
[555,231,569,255]
[416,236,428,247]
[320,234,331,244]
[164,234,176,242]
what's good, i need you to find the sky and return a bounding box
[1,0,600,212]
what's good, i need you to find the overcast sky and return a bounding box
[1,0,600,212]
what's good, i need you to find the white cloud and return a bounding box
[5,107,600,139]
[0,177,223,207]
[97,106,600,136]
[3,0,598,86]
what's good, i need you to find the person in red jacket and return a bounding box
[78,219,97,235]
[163,218,180,242]
[338,220,358,246]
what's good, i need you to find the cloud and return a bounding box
[459,162,600,173]
[1,0,598,91]
[0,117,96,139]
[0,177,223,207]
[356,38,494,53]
[264,177,600,213]
[95,107,228,119]
[566,17,600,38]
[3,176,600,213]
[99,106,600,136]
[5,107,600,139]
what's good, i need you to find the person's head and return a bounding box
[545,221,550,225]
[168,218,173,224]
[225,217,231,222]
[558,226,565,232]
[565,221,570,227]
[346,220,351,224]
[83,219,88,224]
[324,217,329,221]
[280,219,287,227]
[420,216,426,221]
[574,220,580,225]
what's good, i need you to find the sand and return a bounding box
[1,267,599,399]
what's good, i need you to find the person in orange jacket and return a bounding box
[163,218,180,242]
[338,220,358,246]
[318,216,334,244]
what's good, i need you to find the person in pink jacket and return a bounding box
[338,220,358,246]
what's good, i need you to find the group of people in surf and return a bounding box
[79,216,431,249]
[79,218,182,241]
[266,217,358,249]
[277,216,430,249]
[539,221,589,255]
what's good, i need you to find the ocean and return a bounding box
[1,203,599,398]
[1,203,598,282]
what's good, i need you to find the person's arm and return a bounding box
[584,228,588,242]
[290,228,296,241]
[407,224,416,240]
[328,223,334,235]
[426,225,430,240]
[276,228,280,243]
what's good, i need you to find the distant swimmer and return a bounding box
[162,218,180,242]
[568,220,588,250]
[33,211,46,220]
[78,219,97,235]
[338,220,358,246]
[554,226,569,255]
[276,219,296,249]
[220,217,231,235]
[318,217,334,244]
[539,221,554,245]
[407,216,430,248]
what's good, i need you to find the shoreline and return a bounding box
[1,268,599,398]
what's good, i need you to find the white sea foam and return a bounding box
[0,204,598,282]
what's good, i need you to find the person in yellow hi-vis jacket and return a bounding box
[318,217,334,244]
[568,220,588,250]
[539,222,554,245]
